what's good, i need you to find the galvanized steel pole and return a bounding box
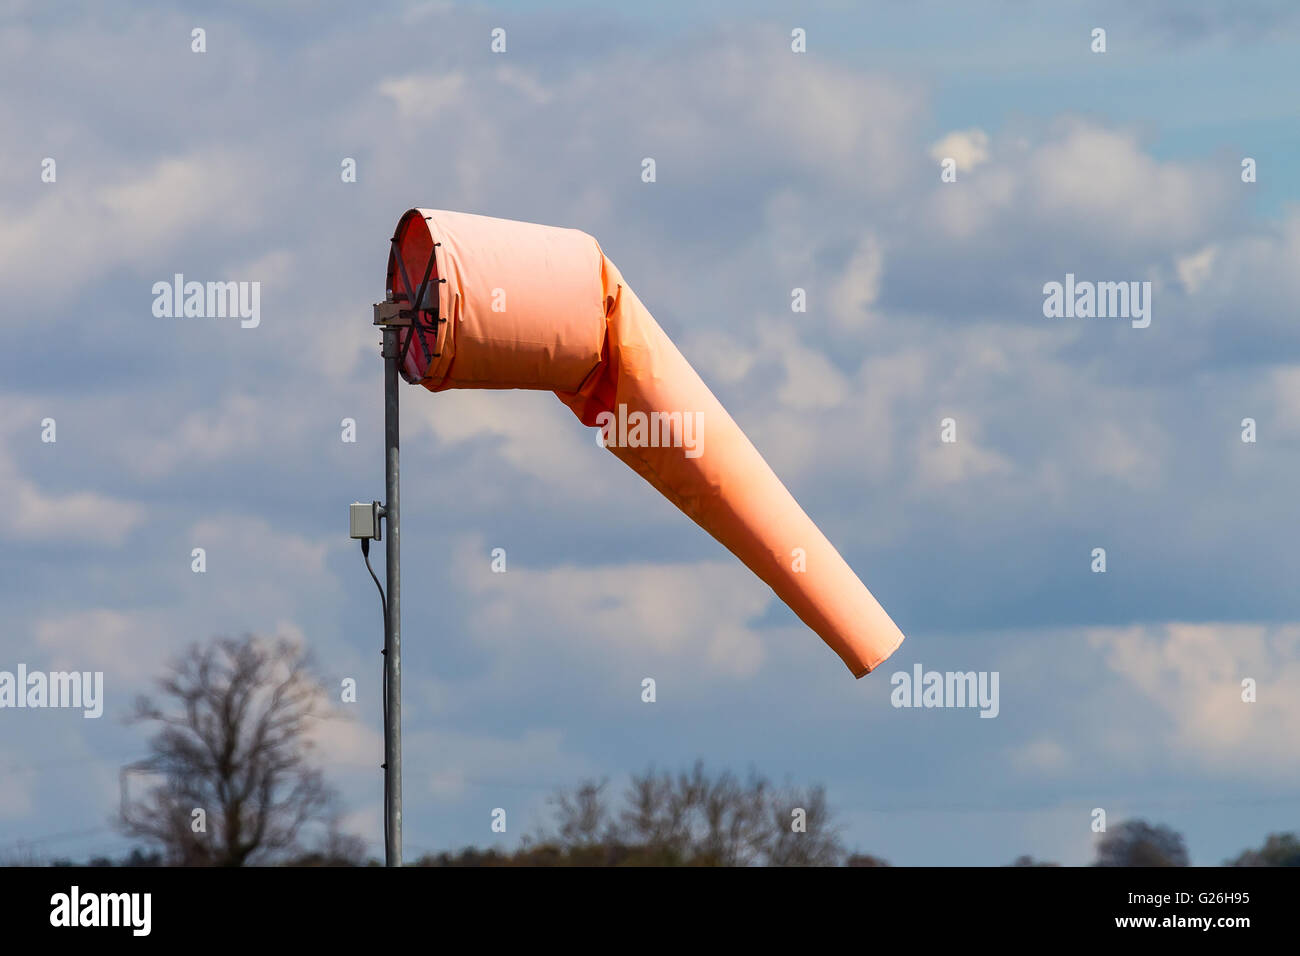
[382,324,403,867]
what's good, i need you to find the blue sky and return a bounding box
[2,0,1299,865]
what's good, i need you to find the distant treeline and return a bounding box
[24,636,1299,869]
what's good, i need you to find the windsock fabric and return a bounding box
[387,208,905,676]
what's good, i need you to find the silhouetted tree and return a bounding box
[52,848,162,868]
[418,847,512,867]
[281,822,369,866]
[119,634,341,866]
[1094,820,1188,867]
[1227,832,1300,866]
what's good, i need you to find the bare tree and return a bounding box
[697,767,772,866]
[616,763,772,865]
[551,778,614,849]
[541,761,845,866]
[767,782,843,866]
[120,634,339,866]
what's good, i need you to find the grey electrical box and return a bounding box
[350,501,382,540]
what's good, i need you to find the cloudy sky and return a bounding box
[2,0,1299,865]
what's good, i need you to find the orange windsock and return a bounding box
[387,208,905,676]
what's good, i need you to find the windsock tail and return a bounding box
[556,257,904,676]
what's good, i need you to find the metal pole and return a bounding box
[382,325,403,867]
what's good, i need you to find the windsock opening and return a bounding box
[385,208,906,678]
[386,210,443,385]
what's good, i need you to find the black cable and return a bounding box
[361,538,390,856]
[361,537,386,619]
